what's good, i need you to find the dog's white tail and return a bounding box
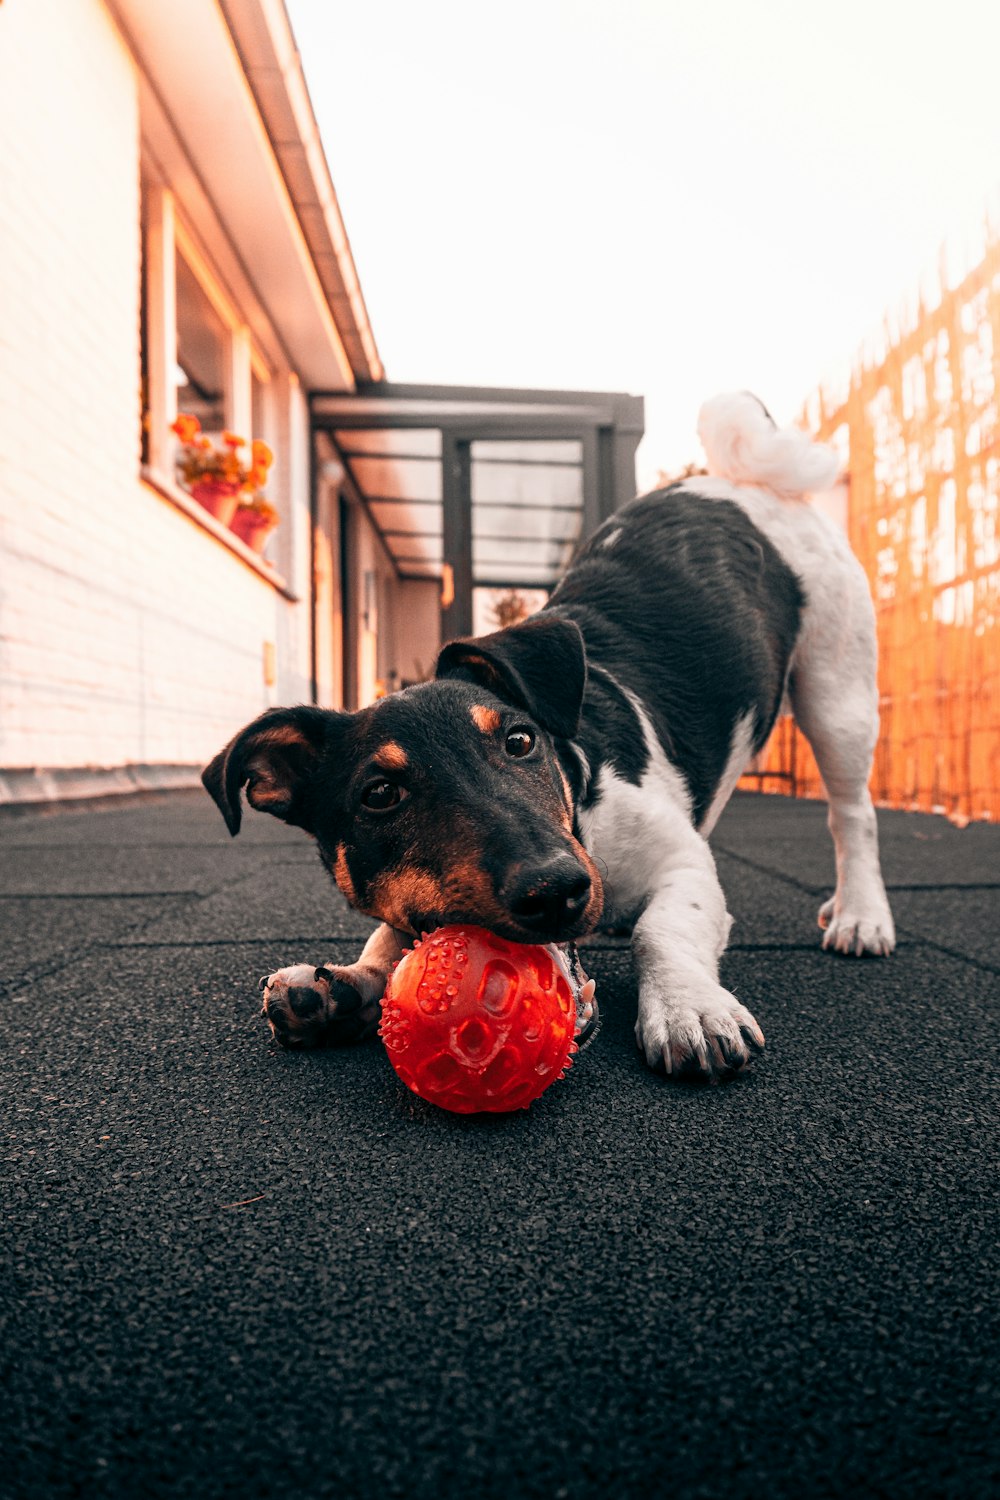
[697,392,839,498]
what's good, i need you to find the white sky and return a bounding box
[287,0,1000,484]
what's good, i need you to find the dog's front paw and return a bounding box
[818,896,896,957]
[635,985,765,1081]
[261,963,382,1049]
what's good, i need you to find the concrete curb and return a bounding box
[0,763,203,817]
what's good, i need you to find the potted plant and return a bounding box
[231,493,280,555]
[170,414,274,531]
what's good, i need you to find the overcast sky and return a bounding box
[287,0,1000,483]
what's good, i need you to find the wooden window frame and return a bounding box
[141,184,290,590]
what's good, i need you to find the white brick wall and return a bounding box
[0,0,313,779]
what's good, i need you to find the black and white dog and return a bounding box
[203,393,894,1081]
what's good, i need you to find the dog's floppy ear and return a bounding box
[202,706,342,836]
[436,613,587,739]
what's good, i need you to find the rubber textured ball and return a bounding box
[379,925,577,1114]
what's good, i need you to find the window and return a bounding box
[175,249,228,432]
[251,364,269,439]
[138,171,288,579]
[141,187,277,483]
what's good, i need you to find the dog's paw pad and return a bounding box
[261,963,375,1049]
[819,901,896,957]
[636,989,764,1083]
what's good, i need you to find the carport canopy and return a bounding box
[311,382,644,638]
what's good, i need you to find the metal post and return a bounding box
[581,428,601,537]
[441,436,473,640]
[612,429,642,509]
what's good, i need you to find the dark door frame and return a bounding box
[310,382,645,658]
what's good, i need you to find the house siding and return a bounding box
[0,0,313,784]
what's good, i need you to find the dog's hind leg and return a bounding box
[788,576,895,956]
[694,391,894,954]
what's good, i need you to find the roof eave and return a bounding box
[107,0,379,391]
[218,0,384,385]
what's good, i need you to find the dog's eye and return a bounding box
[505,728,535,758]
[361,780,406,811]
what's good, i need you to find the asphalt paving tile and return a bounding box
[0,789,298,848]
[713,851,1000,962]
[2,792,998,1499]
[714,791,1000,890]
[714,851,832,948]
[890,886,1000,968]
[3,930,999,1499]
[0,894,195,1000]
[118,863,378,948]
[0,839,304,897]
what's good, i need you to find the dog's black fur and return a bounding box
[204,485,801,942]
[203,628,603,946]
[200,483,803,1068]
[552,486,803,824]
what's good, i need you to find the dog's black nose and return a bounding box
[504,856,592,935]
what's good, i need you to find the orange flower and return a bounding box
[171,413,201,444]
[171,418,278,498]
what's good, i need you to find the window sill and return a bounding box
[141,467,301,601]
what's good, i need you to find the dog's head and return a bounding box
[202,614,603,943]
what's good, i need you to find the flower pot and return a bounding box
[231,506,279,555]
[190,480,241,525]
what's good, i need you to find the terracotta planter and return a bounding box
[231,505,279,555]
[190,480,241,526]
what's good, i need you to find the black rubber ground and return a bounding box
[2,790,997,1499]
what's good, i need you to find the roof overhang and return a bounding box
[312,383,645,634]
[107,0,381,390]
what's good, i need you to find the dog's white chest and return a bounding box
[579,771,657,918]
[576,707,696,921]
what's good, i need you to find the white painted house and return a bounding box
[0,0,408,805]
[0,0,644,809]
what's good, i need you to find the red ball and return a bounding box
[379,925,577,1114]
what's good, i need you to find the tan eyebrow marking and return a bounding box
[470,704,502,734]
[372,741,408,771]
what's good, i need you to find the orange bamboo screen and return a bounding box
[741,231,1000,823]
